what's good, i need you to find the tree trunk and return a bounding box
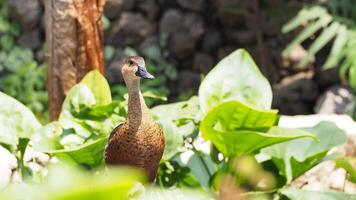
[45,0,105,121]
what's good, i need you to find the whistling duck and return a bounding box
[105,56,165,182]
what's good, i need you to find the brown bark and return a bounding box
[45,0,105,121]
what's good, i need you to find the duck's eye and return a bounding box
[128,60,134,66]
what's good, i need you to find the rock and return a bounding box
[159,9,183,35]
[273,72,319,115]
[156,0,177,8]
[225,29,256,45]
[212,0,253,28]
[283,44,311,70]
[136,0,160,21]
[106,12,156,47]
[285,44,308,63]
[182,13,205,38]
[217,46,235,60]
[201,28,223,53]
[160,10,204,59]
[193,53,215,74]
[104,0,136,19]
[17,30,41,49]
[35,49,45,63]
[138,36,161,60]
[105,49,125,83]
[177,0,205,11]
[106,60,124,84]
[315,68,340,88]
[168,33,197,60]
[8,0,41,31]
[314,85,353,115]
[177,70,201,94]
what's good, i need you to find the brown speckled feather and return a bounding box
[104,56,165,182]
[105,121,165,181]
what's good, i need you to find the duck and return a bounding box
[105,56,165,182]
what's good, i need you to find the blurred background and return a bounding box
[0,0,355,122]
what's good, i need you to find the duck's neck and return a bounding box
[126,79,150,129]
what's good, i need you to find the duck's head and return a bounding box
[121,56,154,81]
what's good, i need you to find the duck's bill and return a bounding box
[135,66,155,79]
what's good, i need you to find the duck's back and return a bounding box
[105,121,165,181]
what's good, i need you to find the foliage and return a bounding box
[200,101,316,156]
[283,0,356,89]
[0,49,352,199]
[32,70,124,168]
[280,188,356,200]
[0,1,48,121]
[335,157,356,183]
[262,121,347,183]
[0,166,146,200]
[199,49,272,113]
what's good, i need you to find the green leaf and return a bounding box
[49,138,107,167]
[173,151,217,189]
[104,45,115,61]
[152,96,201,160]
[199,49,272,114]
[283,14,332,56]
[71,101,120,120]
[335,157,356,183]
[0,92,41,149]
[136,188,212,200]
[282,6,327,33]
[0,166,145,200]
[323,25,349,69]
[262,121,347,182]
[280,188,356,200]
[80,70,112,105]
[32,122,64,152]
[200,101,316,156]
[300,21,340,67]
[0,34,14,51]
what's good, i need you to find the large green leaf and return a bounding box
[280,188,356,200]
[80,70,112,105]
[0,166,145,200]
[262,121,347,182]
[200,101,317,156]
[198,49,272,113]
[49,138,107,167]
[58,83,123,146]
[0,91,41,149]
[152,96,201,160]
[33,72,123,167]
[32,122,64,152]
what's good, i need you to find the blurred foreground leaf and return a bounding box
[0,166,146,200]
[280,188,356,200]
[136,188,213,200]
